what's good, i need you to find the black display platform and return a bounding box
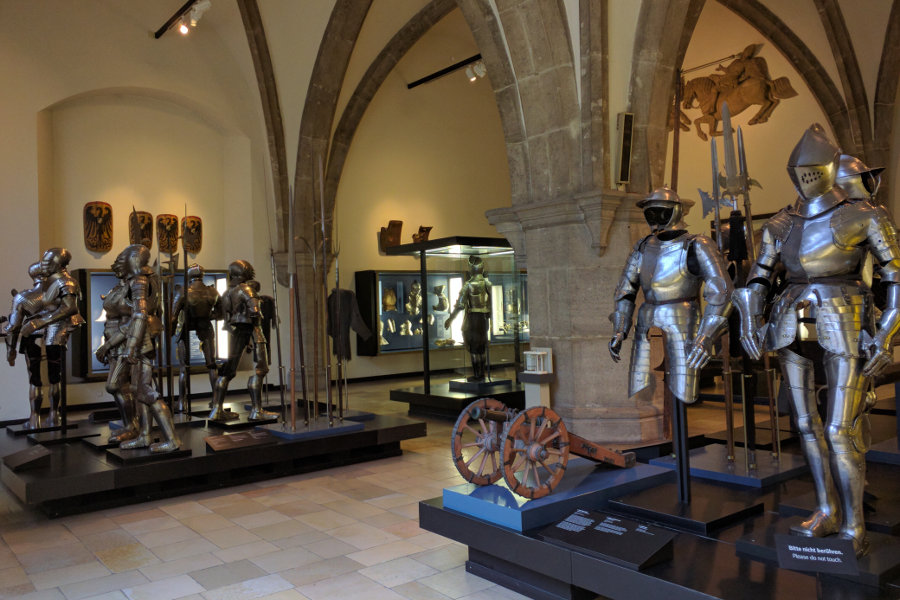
[419,497,894,599]
[704,421,797,451]
[390,381,524,420]
[6,422,75,437]
[609,480,765,535]
[735,514,900,588]
[448,378,512,393]
[1,413,426,516]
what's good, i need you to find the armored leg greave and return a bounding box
[28,385,43,429]
[149,399,181,453]
[46,382,61,427]
[823,353,869,556]
[779,348,840,538]
[209,373,235,420]
[120,403,152,450]
[107,357,138,444]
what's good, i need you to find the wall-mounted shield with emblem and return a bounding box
[156,214,179,254]
[129,210,153,249]
[182,216,202,254]
[83,201,113,253]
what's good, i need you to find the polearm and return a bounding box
[738,128,781,459]
[181,205,191,418]
[269,248,287,421]
[318,156,333,426]
[711,138,735,462]
[287,186,309,429]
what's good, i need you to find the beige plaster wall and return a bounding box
[334,9,512,379]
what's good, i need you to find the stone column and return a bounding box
[488,190,665,444]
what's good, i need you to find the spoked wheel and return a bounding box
[502,406,569,499]
[451,398,508,485]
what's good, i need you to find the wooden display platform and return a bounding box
[1,413,426,516]
[390,381,525,420]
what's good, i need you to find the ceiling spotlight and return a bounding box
[190,0,212,27]
[178,17,190,35]
[465,66,476,82]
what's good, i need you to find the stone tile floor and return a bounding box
[0,373,762,600]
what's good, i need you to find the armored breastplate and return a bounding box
[640,235,699,303]
[186,282,218,319]
[13,286,43,318]
[781,210,865,280]
[467,278,491,312]
[102,282,130,321]
[223,283,257,325]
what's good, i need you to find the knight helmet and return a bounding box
[636,186,684,232]
[787,123,840,201]
[836,154,884,201]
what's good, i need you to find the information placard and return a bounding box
[774,534,859,576]
[539,509,675,570]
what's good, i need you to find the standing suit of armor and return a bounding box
[609,187,733,403]
[446,256,492,381]
[16,248,85,427]
[733,124,900,556]
[172,264,220,412]
[117,244,180,453]
[94,253,138,444]
[209,260,275,421]
[4,262,46,428]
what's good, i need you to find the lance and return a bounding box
[268,248,287,421]
[711,138,735,462]
[288,186,309,429]
[318,155,333,426]
[181,205,191,418]
[738,127,781,459]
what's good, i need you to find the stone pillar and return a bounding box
[488,190,665,444]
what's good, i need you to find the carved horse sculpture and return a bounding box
[683,74,797,140]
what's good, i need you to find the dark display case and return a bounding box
[71,268,230,379]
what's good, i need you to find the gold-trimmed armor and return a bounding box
[609,187,732,404]
[733,124,900,556]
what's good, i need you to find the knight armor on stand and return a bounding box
[609,187,733,403]
[733,124,900,556]
[4,262,47,428]
[209,260,275,421]
[171,263,220,412]
[445,256,492,381]
[94,252,138,444]
[116,244,181,453]
[10,248,85,428]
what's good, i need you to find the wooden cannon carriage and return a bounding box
[451,398,636,499]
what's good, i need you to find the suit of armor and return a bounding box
[116,244,180,453]
[446,257,492,381]
[172,264,220,411]
[609,187,732,403]
[209,260,274,421]
[4,262,46,428]
[94,253,138,444]
[13,248,85,427]
[733,125,900,556]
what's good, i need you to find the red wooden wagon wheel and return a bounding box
[451,398,508,485]
[502,406,569,499]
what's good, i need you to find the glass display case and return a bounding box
[355,269,528,355]
[71,268,230,379]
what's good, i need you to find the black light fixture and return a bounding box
[154,0,211,39]
[407,54,482,90]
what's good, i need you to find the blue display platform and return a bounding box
[868,437,900,466]
[442,458,672,532]
[256,418,365,440]
[649,444,808,488]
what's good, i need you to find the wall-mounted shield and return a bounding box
[129,211,153,249]
[83,201,113,253]
[182,216,202,254]
[156,214,179,254]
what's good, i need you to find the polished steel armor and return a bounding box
[172,263,220,412]
[4,262,46,428]
[733,126,900,556]
[209,260,274,421]
[116,244,181,453]
[94,252,139,444]
[609,187,732,403]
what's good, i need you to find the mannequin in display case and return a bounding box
[733,125,900,556]
[446,256,492,381]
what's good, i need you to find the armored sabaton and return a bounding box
[209,260,274,421]
[733,124,900,556]
[94,252,138,444]
[610,187,732,403]
[116,244,181,453]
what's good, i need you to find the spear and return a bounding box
[318,155,333,426]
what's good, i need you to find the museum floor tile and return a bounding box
[0,373,771,600]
